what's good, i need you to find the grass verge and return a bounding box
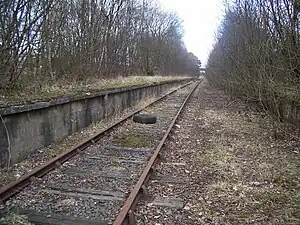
[191,80,300,224]
[0,76,190,107]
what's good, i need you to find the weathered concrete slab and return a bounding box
[150,196,184,209]
[86,154,148,161]
[162,162,186,166]
[10,208,109,225]
[87,156,146,164]
[103,145,153,153]
[64,168,137,179]
[40,188,124,201]
[151,176,189,184]
[45,185,125,198]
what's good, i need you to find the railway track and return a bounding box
[0,79,202,225]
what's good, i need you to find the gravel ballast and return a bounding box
[135,78,300,224]
[3,83,198,224]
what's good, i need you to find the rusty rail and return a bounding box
[113,80,201,225]
[0,80,196,203]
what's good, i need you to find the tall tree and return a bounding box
[0,0,201,90]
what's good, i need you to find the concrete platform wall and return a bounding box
[0,79,191,167]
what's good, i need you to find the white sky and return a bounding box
[160,0,224,67]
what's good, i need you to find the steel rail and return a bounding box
[0,80,196,203]
[113,79,202,225]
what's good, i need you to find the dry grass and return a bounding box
[113,131,152,148]
[0,75,190,107]
[188,79,300,224]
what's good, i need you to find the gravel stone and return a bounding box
[135,78,300,224]
[4,83,198,223]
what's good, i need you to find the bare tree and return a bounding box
[207,0,300,122]
[0,0,201,92]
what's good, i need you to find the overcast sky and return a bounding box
[160,0,224,67]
